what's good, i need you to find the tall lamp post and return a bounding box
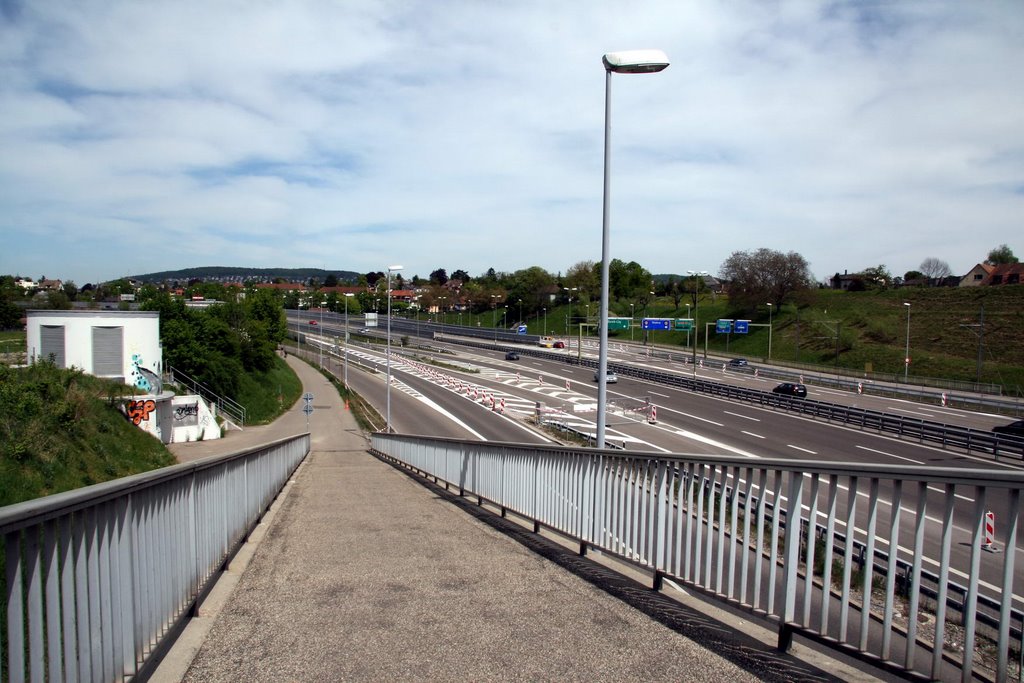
[630,303,635,342]
[687,270,708,376]
[543,307,547,336]
[766,302,773,360]
[491,295,499,342]
[343,293,354,388]
[386,265,403,432]
[597,49,669,449]
[685,303,692,349]
[904,302,911,382]
[563,287,577,336]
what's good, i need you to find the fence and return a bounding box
[370,433,1023,682]
[164,365,247,428]
[2,433,309,683]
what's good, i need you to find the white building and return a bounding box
[26,310,162,391]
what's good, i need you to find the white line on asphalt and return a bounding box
[724,410,760,422]
[886,406,938,418]
[817,388,847,396]
[650,391,671,398]
[788,445,817,454]
[856,445,925,465]
[742,431,765,439]
[927,485,975,503]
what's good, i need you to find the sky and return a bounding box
[1,1,1022,287]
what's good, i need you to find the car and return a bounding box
[992,420,1024,438]
[505,351,520,361]
[553,341,565,349]
[308,320,318,326]
[593,371,618,383]
[772,382,807,398]
[727,358,748,368]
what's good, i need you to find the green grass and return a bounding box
[0,361,176,508]
[235,354,303,424]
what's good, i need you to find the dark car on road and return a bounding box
[772,382,807,398]
[727,358,749,369]
[993,420,1024,438]
[505,351,520,361]
[553,341,565,349]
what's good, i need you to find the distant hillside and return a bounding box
[129,266,362,284]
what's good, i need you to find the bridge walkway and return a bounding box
[154,355,879,682]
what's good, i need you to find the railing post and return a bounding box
[779,468,804,650]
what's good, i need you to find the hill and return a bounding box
[128,266,362,284]
[0,361,175,507]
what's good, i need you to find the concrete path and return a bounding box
[157,356,875,682]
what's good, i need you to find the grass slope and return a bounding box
[0,361,176,508]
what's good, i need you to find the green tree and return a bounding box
[720,248,813,311]
[986,244,1018,265]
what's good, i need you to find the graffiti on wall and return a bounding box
[131,354,163,394]
[173,402,199,426]
[126,399,156,425]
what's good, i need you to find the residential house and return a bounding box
[983,263,1024,286]
[959,263,995,287]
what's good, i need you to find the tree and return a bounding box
[450,269,471,284]
[323,273,339,287]
[720,248,813,310]
[429,268,448,285]
[919,257,951,283]
[607,260,651,302]
[986,244,1018,265]
[903,270,925,281]
[859,265,893,289]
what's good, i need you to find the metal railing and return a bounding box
[2,434,309,683]
[371,433,1023,682]
[165,365,247,428]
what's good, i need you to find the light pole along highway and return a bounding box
[597,49,670,449]
[386,264,402,432]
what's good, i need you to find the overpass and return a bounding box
[3,352,1018,681]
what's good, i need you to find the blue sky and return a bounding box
[1,1,1021,286]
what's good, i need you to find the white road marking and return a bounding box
[855,445,925,465]
[724,410,760,422]
[788,445,817,454]
[742,431,765,439]
[886,406,938,418]
[927,485,975,503]
[650,391,671,398]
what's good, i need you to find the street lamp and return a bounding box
[518,298,523,326]
[597,48,669,449]
[904,302,911,382]
[386,265,403,432]
[563,287,577,335]
[491,294,499,342]
[629,303,635,342]
[343,293,354,388]
[543,307,547,336]
[766,302,773,360]
[687,270,709,376]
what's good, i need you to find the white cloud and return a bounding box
[1,0,1022,285]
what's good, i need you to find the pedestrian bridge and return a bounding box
[3,427,1021,682]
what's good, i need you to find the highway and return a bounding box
[291,313,1024,618]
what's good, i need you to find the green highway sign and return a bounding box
[674,318,694,331]
[608,317,631,330]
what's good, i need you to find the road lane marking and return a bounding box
[856,445,925,465]
[886,406,938,418]
[788,445,817,454]
[650,391,671,398]
[724,410,760,422]
[742,431,765,439]
[926,485,975,503]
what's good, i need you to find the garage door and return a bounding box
[39,325,66,367]
[92,326,124,379]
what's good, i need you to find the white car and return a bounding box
[593,371,618,383]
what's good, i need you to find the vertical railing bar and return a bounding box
[960,486,988,682]
[781,468,805,642]
[881,480,903,661]
[739,467,756,606]
[694,464,706,588]
[6,529,26,683]
[42,520,62,683]
[684,462,696,582]
[715,465,729,595]
[753,468,768,611]
[997,489,1020,681]
[858,478,880,651]
[930,484,957,680]
[905,481,928,670]
[838,477,859,642]
[802,474,821,627]
[819,475,838,636]
[703,466,718,589]
[59,515,78,683]
[727,466,742,600]
[766,470,784,617]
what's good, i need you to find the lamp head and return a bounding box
[603,49,670,74]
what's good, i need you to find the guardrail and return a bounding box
[370,433,1023,682]
[436,334,1024,463]
[1,434,309,683]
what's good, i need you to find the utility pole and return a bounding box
[960,305,986,387]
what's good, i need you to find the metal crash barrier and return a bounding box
[2,433,309,683]
[371,433,1023,682]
